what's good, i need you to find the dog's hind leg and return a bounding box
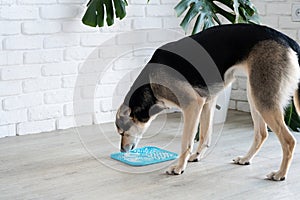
[260,109,296,181]
[166,97,205,175]
[243,42,299,180]
[189,97,217,162]
[233,81,268,165]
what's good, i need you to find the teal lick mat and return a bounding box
[110,146,178,166]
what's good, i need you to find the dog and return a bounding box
[115,24,300,181]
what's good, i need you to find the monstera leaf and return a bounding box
[82,0,127,27]
[175,0,260,34]
[232,0,260,23]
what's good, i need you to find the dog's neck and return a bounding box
[124,67,158,123]
[125,84,157,123]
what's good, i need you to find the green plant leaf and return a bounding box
[212,0,259,24]
[211,10,221,25]
[82,0,128,27]
[104,0,114,26]
[113,0,126,19]
[192,14,204,34]
[233,0,240,23]
[214,0,232,8]
[284,101,300,132]
[82,0,101,27]
[97,3,105,27]
[212,4,235,23]
[237,0,260,24]
[174,0,196,17]
[178,0,224,33]
[176,0,254,34]
[180,1,203,32]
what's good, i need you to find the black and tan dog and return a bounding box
[115,24,300,181]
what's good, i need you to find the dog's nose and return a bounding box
[120,147,126,152]
[120,145,128,152]
[120,144,130,152]
[120,144,135,152]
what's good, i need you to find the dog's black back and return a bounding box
[190,24,300,72]
[150,24,300,87]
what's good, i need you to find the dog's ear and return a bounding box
[149,101,167,116]
[118,104,131,117]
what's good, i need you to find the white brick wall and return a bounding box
[1,65,41,80]
[0,0,182,137]
[23,77,61,93]
[0,124,15,137]
[0,109,27,126]
[0,81,22,96]
[28,105,62,121]
[17,119,56,135]
[3,36,43,50]
[0,0,298,138]
[44,89,74,104]
[0,21,20,35]
[230,0,300,113]
[42,62,78,76]
[0,51,23,66]
[39,5,79,19]
[22,21,62,35]
[24,50,63,64]
[0,6,39,20]
[3,93,43,110]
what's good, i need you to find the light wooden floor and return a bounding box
[1,110,300,200]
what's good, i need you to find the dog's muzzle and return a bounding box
[120,143,136,152]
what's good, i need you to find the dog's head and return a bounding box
[115,103,166,152]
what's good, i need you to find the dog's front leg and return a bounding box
[166,100,204,175]
[189,97,217,162]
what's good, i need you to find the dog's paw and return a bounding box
[188,153,200,162]
[166,165,185,175]
[266,171,286,181]
[232,156,250,165]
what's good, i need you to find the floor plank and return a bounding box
[0,110,300,200]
